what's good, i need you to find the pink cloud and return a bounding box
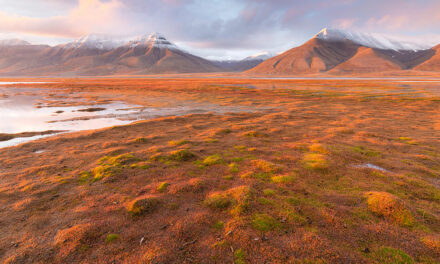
[0,0,127,38]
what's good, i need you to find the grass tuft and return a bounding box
[251,159,280,173]
[204,193,232,209]
[157,182,169,192]
[271,174,296,183]
[228,162,239,173]
[126,196,160,216]
[212,221,225,230]
[351,146,381,157]
[243,131,266,138]
[309,143,328,154]
[93,153,140,181]
[168,149,197,161]
[263,189,276,196]
[132,137,148,143]
[234,249,247,264]
[374,246,414,264]
[302,153,328,170]
[105,234,120,244]
[365,192,414,227]
[168,139,189,146]
[203,154,224,165]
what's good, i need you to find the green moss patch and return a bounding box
[105,234,120,244]
[234,249,247,264]
[168,139,190,146]
[126,196,160,216]
[271,174,295,183]
[374,247,414,264]
[157,182,169,192]
[251,214,280,231]
[168,149,197,161]
[203,154,224,165]
[302,153,328,170]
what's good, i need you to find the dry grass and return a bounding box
[1,78,440,263]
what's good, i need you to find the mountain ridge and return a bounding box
[1,29,440,76]
[0,33,222,76]
[247,28,439,75]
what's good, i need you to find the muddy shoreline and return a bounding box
[0,130,64,142]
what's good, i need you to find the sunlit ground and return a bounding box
[0,78,439,263]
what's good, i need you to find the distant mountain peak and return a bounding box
[0,39,31,46]
[62,32,180,51]
[314,28,432,51]
[63,34,125,50]
[128,32,178,50]
[243,51,274,61]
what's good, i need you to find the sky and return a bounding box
[1,0,440,60]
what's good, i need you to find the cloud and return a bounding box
[0,0,126,38]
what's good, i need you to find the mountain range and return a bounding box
[248,28,439,75]
[0,29,439,76]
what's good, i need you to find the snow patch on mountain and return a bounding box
[315,28,433,51]
[127,32,179,50]
[243,51,274,61]
[0,39,31,46]
[62,32,181,51]
[63,34,125,50]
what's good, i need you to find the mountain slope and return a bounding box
[248,28,439,75]
[328,47,401,74]
[247,38,359,74]
[0,33,222,76]
[413,45,440,71]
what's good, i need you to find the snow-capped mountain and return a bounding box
[315,28,432,51]
[211,51,273,72]
[127,32,179,50]
[62,32,181,51]
[0,39,31,46]
[0,28,439,76]
[248,28,439,75]
[0,32,221,76]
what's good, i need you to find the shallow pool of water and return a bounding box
[0,87,257,148]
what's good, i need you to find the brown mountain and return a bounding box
[414,45,440,71]
[247,28,439,75]
[328,47,402,74]
[0,33,222,76]
[246,38,359,75]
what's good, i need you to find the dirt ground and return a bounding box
[0,78,440,263]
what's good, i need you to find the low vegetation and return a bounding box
[302,153,328,170]
[365,192,414,227]
[126,196,160,216]
[2,78,440,263]
[251,214,280,231]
